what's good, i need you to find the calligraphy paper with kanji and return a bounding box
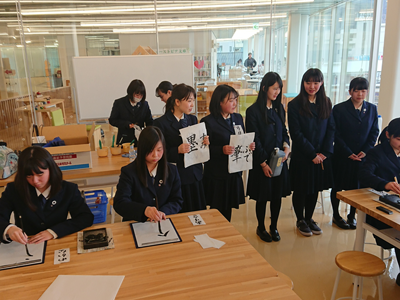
[179,122,210,168]
[228,132,255,173]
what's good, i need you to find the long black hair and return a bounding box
[135,126,168,188]
[127,79,146,103]
[164,83,195,113]
[209,84,238,118]
[255,72,285,124]
[14,146,62,211]
[298,68,331,119]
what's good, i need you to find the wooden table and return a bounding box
[0,209,301,300]
[0,151,130,188]
[15,99,66,126]
[337,189,400,252]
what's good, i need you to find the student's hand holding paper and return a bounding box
[7,226,28,244]
[28,230,53,244]
[145,207,166,222]
[178,143,190,154]
[223,145,235,155]
[385,182,400,195]
[202,135,210,146]
[249,142,255,151]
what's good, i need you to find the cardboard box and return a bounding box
[41,124,92,171]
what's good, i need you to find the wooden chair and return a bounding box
[331,251,385,300]
[109,197,115,224]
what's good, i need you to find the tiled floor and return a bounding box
[103,189,400,299]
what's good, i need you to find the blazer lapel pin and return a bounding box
[51,200,57,207]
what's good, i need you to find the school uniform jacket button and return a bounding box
[153,198,155,201]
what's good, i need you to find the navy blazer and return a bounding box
[246,102,289,164]
[0,181,94,243]
[153,111,203,185]
[358,141,400,191]
[333,99,379,158]
[288,97,335,161]
[200,113,245,179]
[109,95,154,144]
[114,161,183,222]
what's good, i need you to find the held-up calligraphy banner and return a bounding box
[179,122,210,168]
[228,132,255,173]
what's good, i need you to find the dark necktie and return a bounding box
[225,117,231,128]
[179,117,187,128]
[39,194,46,211]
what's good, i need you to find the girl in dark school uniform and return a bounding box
[154,84,209,213]
[246,72,291,242]
[330,77,379,229]
[201,85,256,221]
[114,126,183,222]
[358,118,400,286]
[155,81,173,103]
[288,68,335,237]
[0,146,93,245]
[109,79,153,145]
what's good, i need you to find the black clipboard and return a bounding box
[0,241,47,271]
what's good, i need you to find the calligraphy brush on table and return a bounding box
[19,215,33,257]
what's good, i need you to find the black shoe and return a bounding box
[306,219,323,235]
[270,227,281,242]
[396,273,400,286]
[296,220,312,237]
[256,227,272,242]
[347,215,357,229]
[332,216,350,229]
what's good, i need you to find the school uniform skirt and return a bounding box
[180,180,206,213]
[203,172,245,211]
[290,156,334,195]
[332,156,363,190]
[247,162,291,202]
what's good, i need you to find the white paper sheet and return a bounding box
[179,122,210,168]
[0,241,45,270]
[130,218,181,248]
[194,234,225,249]
[188,214,206,226]
[39,275,125,300]
[228,132,255,173]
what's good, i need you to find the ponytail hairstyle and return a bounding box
[255,72,285,124]
[164,83,195,114]
[155,81,173,97]
[135,126,168,188]
[298,68,331,119]
[14,146,62,211]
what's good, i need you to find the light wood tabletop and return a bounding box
[0,151,130,187]
[336,188,400,231]
[0,209,301,300]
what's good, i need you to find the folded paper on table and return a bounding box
[228,132,255,173]
[180,122,210,168]
[0,241,46,271]
[39,275,125,300]
[194,234,225,249]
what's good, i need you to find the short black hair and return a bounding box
[209,84,238,118]
[248,52,252,56]
[349,77,369,91]
[387,118,400,138]
[135,126,168,188]
[155,81,173,97]
[15,146,62,211]
[127,79,146,102]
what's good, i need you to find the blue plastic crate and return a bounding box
[84,190,108,224]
